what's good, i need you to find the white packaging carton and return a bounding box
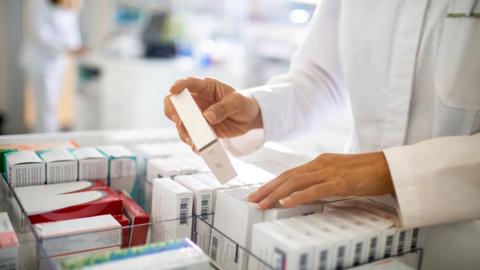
[151,178,193,242]
[97,145,137,191]
[38,149,78,184]
[191,173,244,208]
[6,151,45,187]
[308,213,364,269]
[170,89,236,183]
[0,212,19,270]
[323,208,385,265]
[57,238,211,270]
[263,203,323,222]
[213,187,264,248]
[251,221,313,270]
[325,204,396,261]
[328,199,404,258]
[35,215,121,258]
[146,156,206,182]
[233,161,275,186]
[211,187,264,270]
[175,175,214,253]
[275,218,334,270]
[71,147,108,181]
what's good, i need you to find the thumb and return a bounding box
[203,94,242,124]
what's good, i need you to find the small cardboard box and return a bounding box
[57,238,211,270]
[0,212,19,270]
[151,178,193,242]
[15,180,122,224]
[116,191,149,247]
[97,145,137,192]
[6,151,46,187]
[38,149,78,184]
[70,147,108,181]
[175,175,214,253]
[35,215,121,258]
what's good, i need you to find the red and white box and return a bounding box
[0,212,18,270]
[117,191,149,247]
[113,214,130,248]
[35,214,121,258]
[14,180,122,224]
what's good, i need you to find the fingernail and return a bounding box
[279,197,291,207]
[258,200,268,210]
[247,192,257,201]
[185,137,192,145]
[204,111,218,123]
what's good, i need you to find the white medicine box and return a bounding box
[97,145,137,191]
[70,147,108,181]
[6,151,45,187]
[38,148,78,184]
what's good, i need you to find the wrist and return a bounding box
[250,97,264,130]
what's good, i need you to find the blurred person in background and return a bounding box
[21,0,86,133]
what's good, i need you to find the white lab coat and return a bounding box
[21,0,82,133]
[225,0,480,230]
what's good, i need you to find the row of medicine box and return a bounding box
[148,161,277,254]
[4,145,136,189]
[250,199,424,270]
[144,157,275,211]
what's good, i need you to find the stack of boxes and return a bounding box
[250,198,424,270]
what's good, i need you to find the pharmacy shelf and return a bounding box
[0,129,424,270]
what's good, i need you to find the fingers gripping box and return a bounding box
[170,89,237,183]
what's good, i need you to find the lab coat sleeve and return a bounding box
[383,133,480,228]
[223,0,348,156]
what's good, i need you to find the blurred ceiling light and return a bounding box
[289,9,310,24]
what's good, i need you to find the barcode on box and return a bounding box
[211,235,219,261]
[336,246,346,270]
[200,194,210,219]
[319,250,328,270]
[353,242,362,266]
[180,198,190,224]
[398,230,406,254]
[384,235,394,258]
[299,254,308,270]
[368,237,378,262]
[410,228,419,249]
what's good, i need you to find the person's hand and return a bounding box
[164,77,263,148]
[247,152,395,210]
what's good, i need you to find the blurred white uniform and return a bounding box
[21,0,82,133]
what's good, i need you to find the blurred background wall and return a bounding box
[0,0,351,155]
